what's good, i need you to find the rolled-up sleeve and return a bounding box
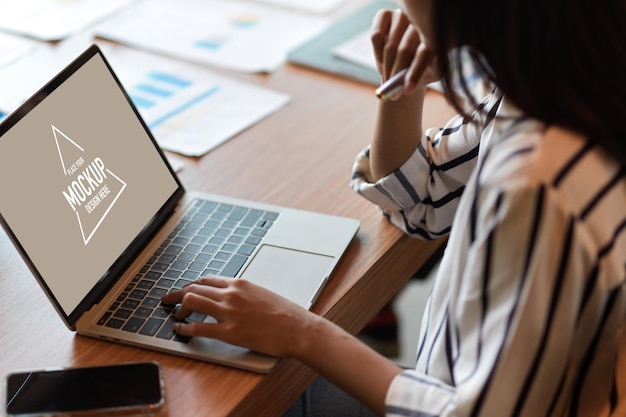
[350,95,498,239]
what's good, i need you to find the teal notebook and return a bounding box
[288,0,396,85]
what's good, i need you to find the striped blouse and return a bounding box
[350,91,626,416]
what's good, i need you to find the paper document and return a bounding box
[103,45,291,156]
[0,42,290,157]
[96,0,329,73]
[0,0,137,41]
[332,31,377,70]
[0,33,37,70]
[252,0,346,15]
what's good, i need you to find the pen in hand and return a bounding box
[375,68,409,101]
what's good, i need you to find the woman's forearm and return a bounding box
[290,313,403,416]
[370,88,426,181]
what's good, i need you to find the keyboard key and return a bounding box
[144,271,162,280]
[136,280,155,290]
[98,311,112,326]
[164,269,182,279]
[121,299,140,310]
[128,289,148,300]
[181,270,200,280]
[149,288,168,298]
[175,279,193,289]
[187,312,207,322]
[141,297,160,308]
[237,244,255,256]
[114,309,132,319]
[105,318,124,329]
[135,307,153,318]
[157,278,176,288]
[153,307,172,319]
[156,317,178,340]
[139,317,165,336]
[122,317,146,333]
[221,254,248,277]
[241,210,262,227]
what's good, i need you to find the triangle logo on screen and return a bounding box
[53,125,127,245]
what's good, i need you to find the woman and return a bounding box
[162,0,626,415]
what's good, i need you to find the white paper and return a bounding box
[0,33,38,69]
[0,33,96,113]
[106,46,291,156]
[333,30,377,70]
[96,0,329,73]
[0,0,137,41]
[252,0,346,15]
[0,41,291,157]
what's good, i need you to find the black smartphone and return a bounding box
[5,362,164,416]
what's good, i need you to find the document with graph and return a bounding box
[102,45,291,156]
[96,0,329,73]
[0,43,290,156]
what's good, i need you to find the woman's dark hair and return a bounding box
[432,0,626,164]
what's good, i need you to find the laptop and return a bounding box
[0,44,359,373]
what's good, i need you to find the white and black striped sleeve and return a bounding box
[385,127,626,417]
[350,94,500,240]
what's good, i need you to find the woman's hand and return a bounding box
[163,276,404,415]
[371,8,438,98]
[161,276,315,358]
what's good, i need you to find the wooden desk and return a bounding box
[0,28,454,417]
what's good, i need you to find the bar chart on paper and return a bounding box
[104,46,290,156]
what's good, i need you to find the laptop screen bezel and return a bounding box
[0,44,185,329]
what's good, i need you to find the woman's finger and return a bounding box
[381,9,412,80]
[370,9,393,74]
[172,320,221,339]
[161,277,226,306]
[392,25,420,76]
[173,291,220,321]
[404,44,436,94]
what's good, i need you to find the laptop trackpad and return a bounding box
[240,245,334,309]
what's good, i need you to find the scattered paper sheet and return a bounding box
[0,32,96,113]
[0,33,38,69]
[0,41,291,157]
[0,0,137,41]
[333,30,377,70]
[103,45,291,156]
[252,0,346,15]
[96,0,329,73]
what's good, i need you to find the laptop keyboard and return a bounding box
[96,198,278,342]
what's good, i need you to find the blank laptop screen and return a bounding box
[0,49,180,321]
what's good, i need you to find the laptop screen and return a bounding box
[0,46,182,326]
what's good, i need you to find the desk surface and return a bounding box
[0,9,454,417]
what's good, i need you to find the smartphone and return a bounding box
[5,362,164,416]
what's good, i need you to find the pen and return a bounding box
[375,68,409,101]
